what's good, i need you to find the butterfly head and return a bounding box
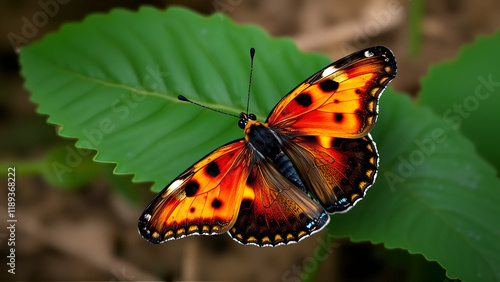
[238,112,257,129]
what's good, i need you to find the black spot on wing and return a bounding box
[294,93,312,107]
[185,181,199,197]
[319,79,339,92]
[205,161,221,177]
[211,199,222,209]
[334,113,343,122]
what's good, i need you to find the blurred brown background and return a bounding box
[1,0,499,281]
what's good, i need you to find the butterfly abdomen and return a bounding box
[274,152,307,193]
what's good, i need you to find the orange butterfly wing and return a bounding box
[229,158,329,246]
[264,46,396,213]
[282,135,378,213]
[138,140,251,244]
[267,46,396,138]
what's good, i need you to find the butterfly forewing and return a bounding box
[267,46,396,138]
[138,140,251,244]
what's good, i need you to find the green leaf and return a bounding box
[20,6,500,282]
[21,6,328,192]
[330,89,500,281]
[418,31,500,171]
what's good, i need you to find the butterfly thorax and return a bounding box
[244,120,281,158]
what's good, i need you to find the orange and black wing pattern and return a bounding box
[229,158,329,247]
[267,46,396,138]
[138,46,397,247]
[138,140,251,244]
[282,135,378,213]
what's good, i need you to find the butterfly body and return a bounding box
[138,46,397,247]
[245,119,282,158]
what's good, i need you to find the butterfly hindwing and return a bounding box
[138,140,251,244]
[282,134,378,213]
[267,46,396,138]
[229,158,329,247]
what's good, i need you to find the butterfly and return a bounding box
[138,46,397,247]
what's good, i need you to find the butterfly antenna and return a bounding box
[246,47,255,115]
[178,95,239,118]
